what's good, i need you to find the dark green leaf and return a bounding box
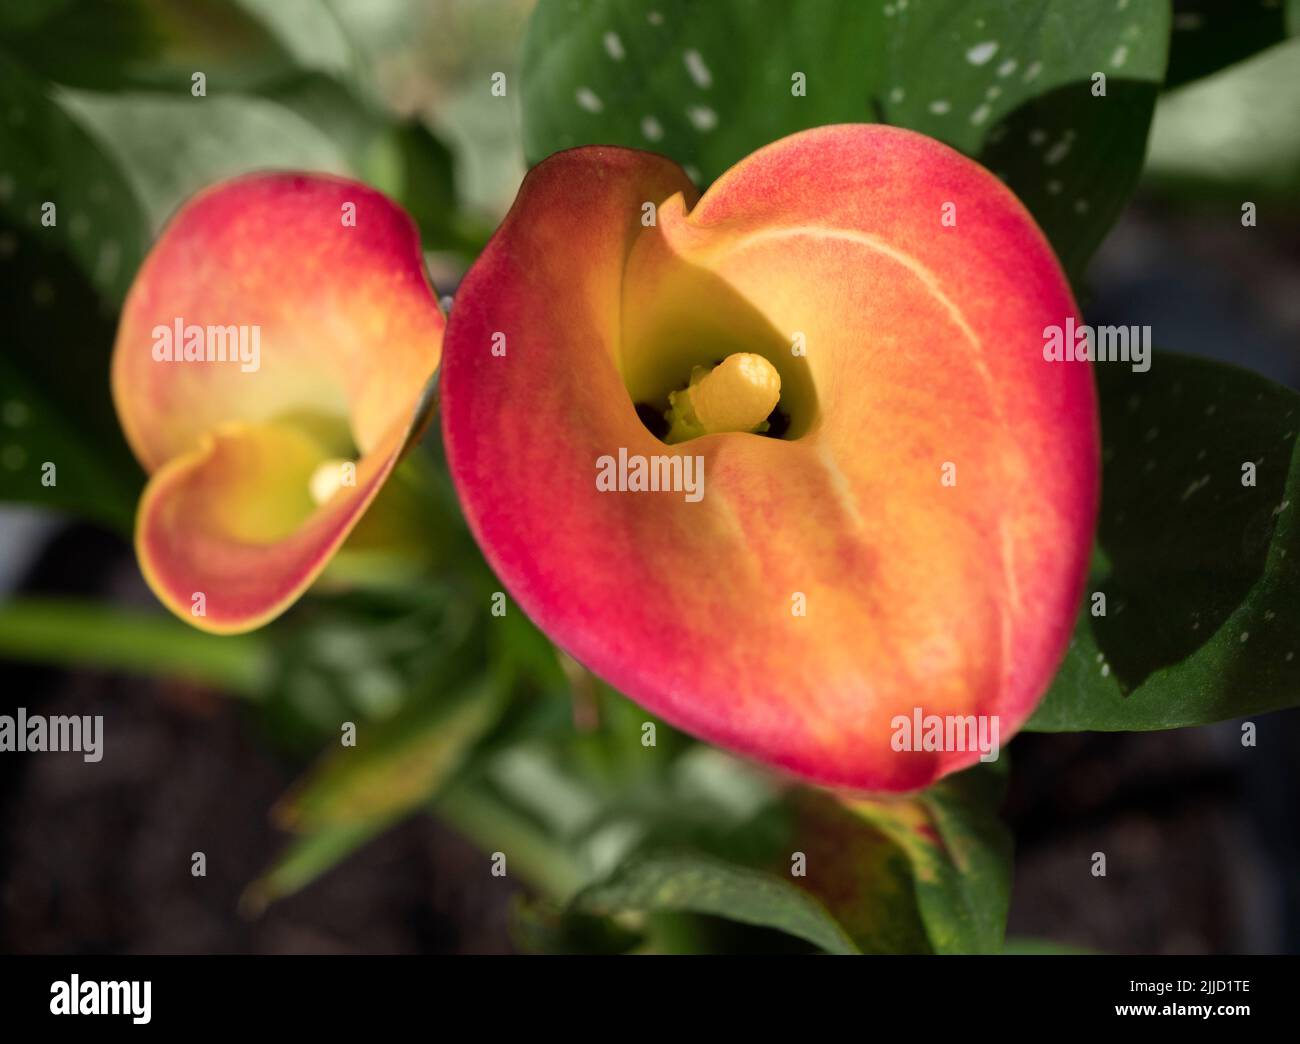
[520,0,1169,277]
[0,0,345,94]
[372,119,470,251]
[522,0,884,186]
[568,851,862,955]
[847,762,1012,954]
[784,790,932,954]
[512,896,643,954]
[0,55,149,301]
[882,0,1168,278]
[0,341,136,531]
[1031,351,1300,731]
[0,212,141,527]
[1164,0,1293,88]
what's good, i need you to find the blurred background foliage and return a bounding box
[2,0,1300,954]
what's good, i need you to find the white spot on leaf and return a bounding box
[686,105,717,131]
[1044,139,1072,164]
[683,49,713,88]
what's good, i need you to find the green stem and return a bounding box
[0,597,272,697]
[433,781,586,900]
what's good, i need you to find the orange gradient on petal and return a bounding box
[112,173,444,633]
[441,127,1097,792]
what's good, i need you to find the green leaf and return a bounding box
[567,851,862,955]
[273,678,508,832]
[847,762,1012,954]
[0,67,144,525]
[0,315,138,531]
[258,582,483,749]
[0,0,361,95]
[0,55,149,302]
[4,15,465,294]
[231,0,360,89]
[1164,0,1295,89]
[784,790,932,954]
[520,0,1168,277]
[56,74,469,257]
[249,676,510,908]
[433,780,586,900]
[1031,351,1300,731]
[56,86,353,238]
[0,598,271,695]
[512,896,644,955]
[241,817,395,915]
[371,118,476,253]
[882,0,1168,278]
[1145,37,1300,208]
[0,75,144,526]
[521,0,885,186]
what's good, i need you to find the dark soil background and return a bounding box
[0,525,520,955]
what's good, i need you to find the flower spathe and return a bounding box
[112,173,445,634]
[440,125,1098,791]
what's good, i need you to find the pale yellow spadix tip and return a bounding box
[309,458,354,505]
[664,352,782,443]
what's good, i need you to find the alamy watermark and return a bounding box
[151,317,261,372]
[596,447,704,502]
[50,975,150,1024]
[1043,317,1150,373]
[0,707,102,762]
[891,707,1000,763]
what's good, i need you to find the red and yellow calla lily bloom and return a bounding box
[441,125,1098,791]
[112,173,445,634]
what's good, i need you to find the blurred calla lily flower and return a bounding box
[112,174,445,634]
[441,126,1098,791]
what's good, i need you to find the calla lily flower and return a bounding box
[112,173,445,634]
[441,125,1097,791]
